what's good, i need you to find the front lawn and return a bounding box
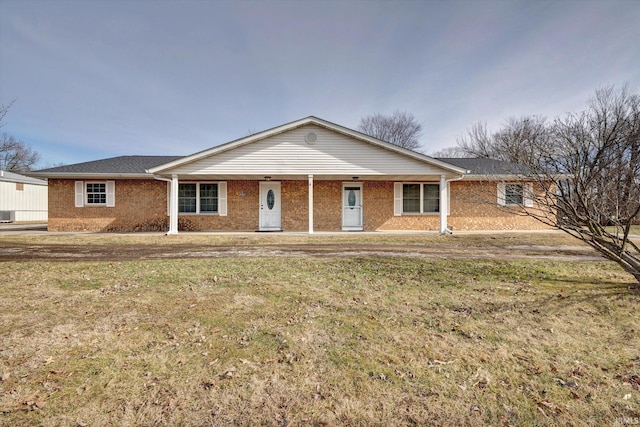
[1,235,638,426]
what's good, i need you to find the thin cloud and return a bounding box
[0,0,638,165]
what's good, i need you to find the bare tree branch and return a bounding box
[0,133,40,172]
[460,84,640,283]
[358,110,423,152]
[0,100,16,128]
[430,146,466,158]
[0,102,41,172]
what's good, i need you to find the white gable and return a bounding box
[160,124,462,179]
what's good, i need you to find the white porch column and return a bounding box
[308,174,314,234]
[439,174,448,234]
[168,174,179,235]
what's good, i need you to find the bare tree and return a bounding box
[430,146,466,158]
[358,110,423,151]
[0,134,40,172]
[461,84,640,283]
[0,101,40,172]
[0,100,15,126]
[457,116,550,164]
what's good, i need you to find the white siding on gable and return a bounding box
[168,125,451,177]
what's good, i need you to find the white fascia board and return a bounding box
[147,116,469,176]
[0,176,48,186]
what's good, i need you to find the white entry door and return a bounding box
[259,182,281,231]
[342,183,363,230]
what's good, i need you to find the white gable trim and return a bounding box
[147,116,468,176]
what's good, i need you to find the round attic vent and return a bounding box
[305,132,318,144]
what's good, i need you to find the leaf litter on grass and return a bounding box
[0,243,638,425]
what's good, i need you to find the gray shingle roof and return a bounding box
[33,156,184,175]
[436,158,530,175]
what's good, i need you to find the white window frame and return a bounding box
[505,183,523,205]
[178,182,221,215]
[395,182,440,215]
[86,182,107,205]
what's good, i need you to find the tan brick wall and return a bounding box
[48,178,552,232]
[313,181,342,231]
[448,181,552,231]
[281,181,309,231]
[48,179,169,232]
[178,180,259,231]
[367,181,441,231]
[364,180,551,231]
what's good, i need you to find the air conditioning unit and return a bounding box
[0,211,15,223]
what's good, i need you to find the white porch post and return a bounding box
[309,175,313,234]
[168,174,179,235]
[439,174,448,234]
[308,174,314,234]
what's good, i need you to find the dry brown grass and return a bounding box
[1,234,639,426]
[0,230,582,248]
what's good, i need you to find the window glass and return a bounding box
[505,184,524,205]
[86,183,106,204]
[179,183,197,213]
[423,184,440,213]
[403,183,440,213]
[403,184,420,213]
[200,183,218,213]
[348,189,356,207]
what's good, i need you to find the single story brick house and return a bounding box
[31,116,550,233]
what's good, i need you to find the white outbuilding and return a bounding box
[0,170,48,222]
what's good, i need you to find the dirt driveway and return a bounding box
[0,240,602,262]
[0,223,605,262]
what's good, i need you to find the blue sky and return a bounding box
[1,0,639,167]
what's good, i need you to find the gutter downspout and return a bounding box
[440,173,467,235]
[308,174,314,235]
[151,174,175,235]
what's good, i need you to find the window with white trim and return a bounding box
[178,183,219,214]
[498,182,534,207]
[505,183,523,205]
[86,182,107,205]
[402,183,440,213]
[75,180,115,207]
[199,183,218,213]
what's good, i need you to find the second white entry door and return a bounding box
[342,183,363,230]
[259,182,281,231]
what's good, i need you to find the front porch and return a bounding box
[164,176,452,235]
